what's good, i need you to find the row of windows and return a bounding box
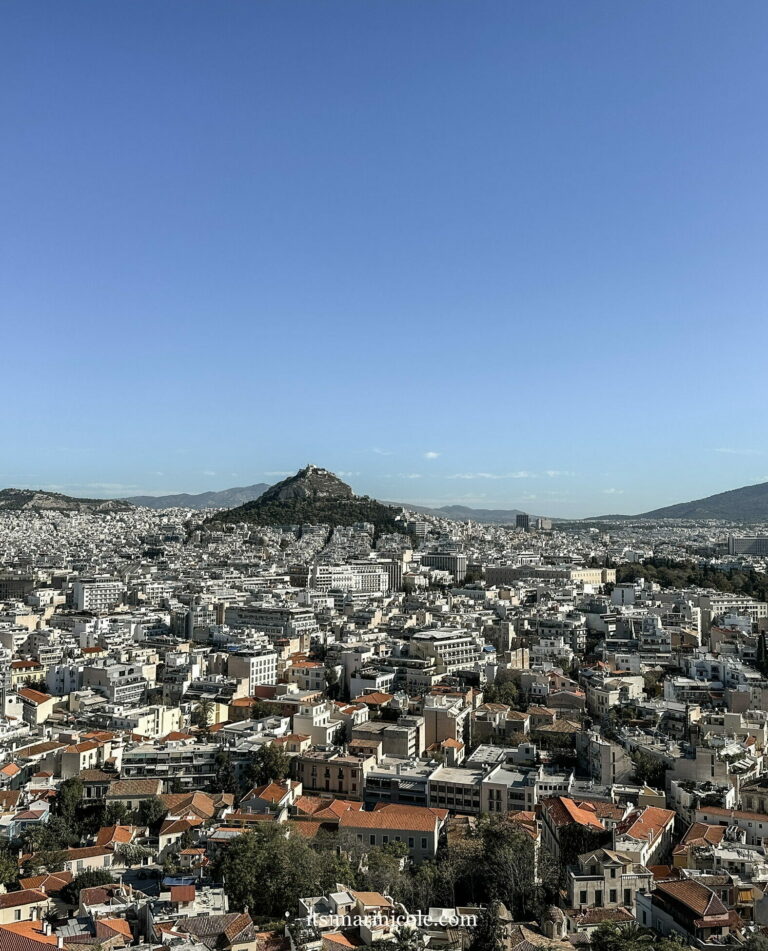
[356,833,429,849]
[578,888,631,906]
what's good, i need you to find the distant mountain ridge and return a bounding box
[588,480,768,521]
[0,488,133,513]
[207,465,403,533]
[127,483,270,510]
[384,501,527,523]
[636,480,768,521]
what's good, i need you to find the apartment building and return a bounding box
[410,629,485,675]
[427,765,484,815]
[227,648,278,691]
[421,693,470,749]
[223,604,319,647]
[295,750,375,800]
[72,578,126,613]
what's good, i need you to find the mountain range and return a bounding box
[0,488,133,513]
[632,479,768,521]
[3,474,768,522]
[382,502,527,523]
[126,483,270,510]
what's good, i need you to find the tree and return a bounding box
[134,796,167,832]
[192,697,214,732]
[743,936,768,951]
[0,849,19,888]
[363,842,409,899]
[61,870,115,907]
[54,778,83,822]
[391,927,423,951]
[325,664,341,700]
[20,816,78,855]
[590,923,661,951]
[213,750,239,794]
[468,902,505,951]
[250,699,273,720]
[482,680,519,709]
[631,749,667,790]
[474,817,547,919]
[23,678,48,693]
[217,826,334,917]
[103,801,129,826]
[246,743,290,789]
[757,635,768,677]
[643,670,663,699]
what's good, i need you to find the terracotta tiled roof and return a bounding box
[107,779,163,798]
[0,921,58,951]
[675,822,727,852]
[18,873,72,893]
[95,919,132,940]
[339,804,445,833]
[543,797,606,831]
[619,806,675,844]
[160,790,229,820]
[245,782,291,803]
[17,688,52,705]
[95,825,134,847]
[352,692,393,705]
[293,796,361,818]
[159,818,201,836]
[0,891,47,909]
[348,891,393,908]
[655,879,729,918]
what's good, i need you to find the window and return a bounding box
[624,889,631,906]
[595,891,603,907]
[610,890,617,904]
[370,835,376,845]
[421,837,428,850]
[579,891,587,905]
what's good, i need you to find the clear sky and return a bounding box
[2,1,768,517]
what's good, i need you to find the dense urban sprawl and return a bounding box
[1,468,768,951]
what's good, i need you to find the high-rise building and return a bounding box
[516,514,530,531]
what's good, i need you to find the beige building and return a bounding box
[295,751,375,800]
[18,687,55,726]
[0,889,49,924]
[338,803,448,863]
[567,848,653,913]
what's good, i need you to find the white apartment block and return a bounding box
[72,577,126,613]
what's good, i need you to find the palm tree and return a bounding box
[193,697,214,732]
[393,927,423,951]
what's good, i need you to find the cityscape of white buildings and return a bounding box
[1,498,768,951]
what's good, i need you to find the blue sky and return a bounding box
[2,1,768,517]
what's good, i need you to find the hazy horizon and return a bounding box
[3,468,766,519]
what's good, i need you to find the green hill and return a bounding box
[206,465,403,533]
